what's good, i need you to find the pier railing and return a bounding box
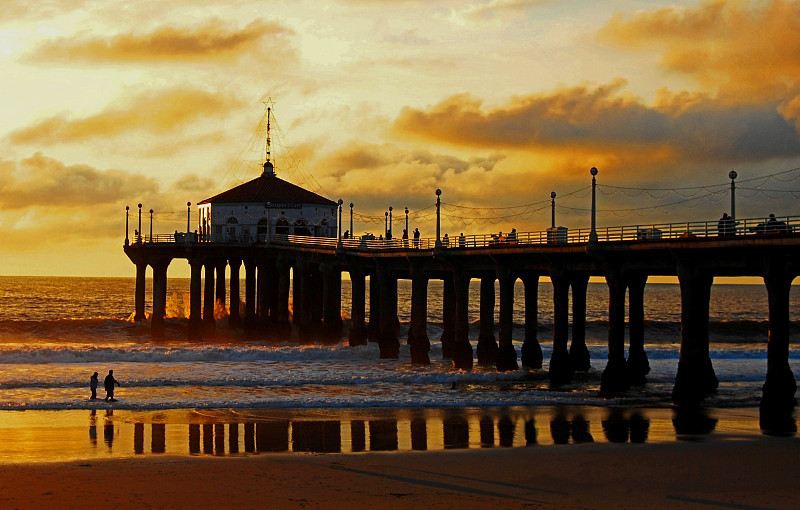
[133,214,800,249]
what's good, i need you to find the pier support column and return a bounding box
[188,258,203,340]
[309,266,325,339]
[134,261,147,322]
[367,274,380,343]
[377,263,399,358]
[243,258,257,332]
[549,269,573,385]
[408,262,430,364]
[627,272,650,385]
[215,259,227,316]
[569,272,591,372]
[408,264,431,365]
[760,264,797,433]
[295,261,315,344]
[348,267,368,346]
[202,261,216,336]
[673,261,718,407]
[228,259,242,328]
[275,257,292,339]
[520,272,542,369]
[496,265,518,372]
[452,269,474,370]
[150,259,169,338]
[477,274,498,364]
[322,263,343,343]
[257,257,270,335]
[601,268,629,393]
[441,276,456,359]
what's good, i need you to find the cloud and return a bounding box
[0,153,158,210]
[451,0,555,23]
[597,0,800,103]
[393,80,800,164]
[317,142,504,178]
[8,87,242,145]
[25,18,296,64]
[0,153,209,256]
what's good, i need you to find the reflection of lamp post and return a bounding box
[435,188,442,248]
[149,209,154,242]
[405,207,409,234]
[729,170,738,220]
[550,191,557,229]
[389,206,393,239]
[337,199,343,247]
[125,206,130,246]
[349,203,354,239]
[589,167,598,244]
[137,203,142,243]
[186,202,191,233]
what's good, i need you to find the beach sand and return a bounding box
[0,438,797,509]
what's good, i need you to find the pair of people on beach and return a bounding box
[90,370,120,401]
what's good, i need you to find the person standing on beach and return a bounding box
[104,370,120,402]
[90,372,99,400]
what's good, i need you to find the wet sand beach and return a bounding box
[1,438,798,509]
[0,406,797,509]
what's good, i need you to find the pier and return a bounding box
[124,210,800,422]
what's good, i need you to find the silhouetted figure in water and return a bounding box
[104,370,120,401]
[90,372,98,400]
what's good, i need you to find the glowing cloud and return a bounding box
[598,0,800,103]
[25,18,295,63]
[8,88,242,145]
[393,80,800,163]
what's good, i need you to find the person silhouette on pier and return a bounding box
[104,370,120,402]
[413,228,420,248]
[90,372,98,400]
[442,233,450,247]
[718,213,735,236]
[458,233,466,247]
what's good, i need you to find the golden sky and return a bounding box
[2,0,800,276]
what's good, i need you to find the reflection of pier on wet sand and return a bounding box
[2,407,798,509]
[0,407,779,462]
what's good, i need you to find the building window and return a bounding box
[226,217,238,241]
[294,218,311,236]
[257,218,269,241]
[276,218,290,236]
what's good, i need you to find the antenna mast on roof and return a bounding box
[262,98,275,177]
[264,98,274,163]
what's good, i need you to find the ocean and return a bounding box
[0,276,797,461]
[0,275,796,411]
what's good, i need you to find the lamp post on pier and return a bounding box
[388,206,393,239]
[349,203,354,239]
[550,191,557,229]
[125,206,130,246]
[137,203,142,243]
[186,202,191,233]
[337,199,343,248]
[589,167,598,244]
[729,170,738,220]
[435,188,442,248]
[404,207,409,235]
[384,211,388,239]
[149,209,154,242]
